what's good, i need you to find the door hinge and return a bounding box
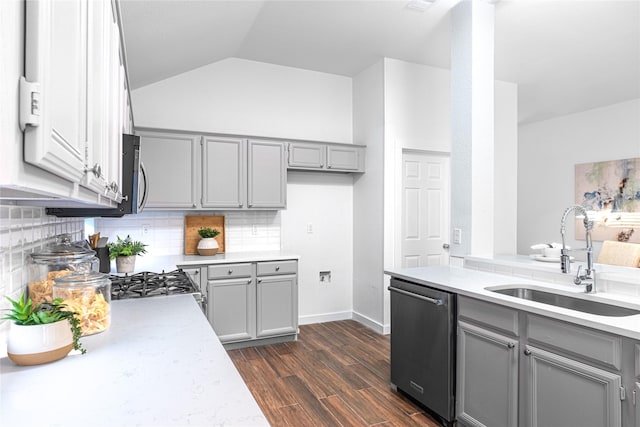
[620,386,626,401]
[19,76,41,131]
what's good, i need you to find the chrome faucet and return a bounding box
[560,205,596,293]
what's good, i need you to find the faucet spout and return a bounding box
[560,205,597,293]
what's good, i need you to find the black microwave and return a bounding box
[46,134,147,217]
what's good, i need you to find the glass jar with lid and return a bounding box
[53,272,111,336]
[28,234,99,306]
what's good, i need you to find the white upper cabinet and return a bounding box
[12,0,131,206]
[23,0,88,184]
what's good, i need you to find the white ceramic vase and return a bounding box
[197,237,219,256]
[116,255,136,273]
[7,320,74,366]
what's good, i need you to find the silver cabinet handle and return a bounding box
[443,243,450,249]
[388,286,444,306]
[258,279,262,284]
[275,266,280,271]
[524,349,531,356]
[507,342,515,349]
[86,163,102,177]
[228,269,233,275]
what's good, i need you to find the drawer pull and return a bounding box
[275,266,280,271]
[228,269,233,275]
[524,349,532,356]
[507,342,515,349]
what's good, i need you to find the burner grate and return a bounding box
[109,269,198,300]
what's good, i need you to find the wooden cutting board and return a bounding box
[184,215,225,255]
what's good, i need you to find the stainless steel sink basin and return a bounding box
[488,287,640,317]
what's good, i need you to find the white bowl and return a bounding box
[542,247,562,258]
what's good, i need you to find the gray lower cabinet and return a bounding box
[457,296,628,427]
[207,276,255,342]
[457,321,518,427]
[635,382,640,427]
[523,345,622,427]
[201,260,298,347]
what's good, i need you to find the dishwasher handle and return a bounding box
[388,286,444,306]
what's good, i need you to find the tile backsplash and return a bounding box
[93,210,282,256]
[0,205,85,321]
[0,206,281,327]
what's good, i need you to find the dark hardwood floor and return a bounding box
[227,320,441,426]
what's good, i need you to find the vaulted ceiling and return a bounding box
[120,0,640,125]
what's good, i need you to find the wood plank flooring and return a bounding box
[227,320,441,427]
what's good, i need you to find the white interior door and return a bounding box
[401,151,450,267]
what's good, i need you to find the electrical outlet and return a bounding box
[319,271,331,283]
[142,224,150,235]
[306,223,313,234]
[453,228,462,245]
[252,224,258,235]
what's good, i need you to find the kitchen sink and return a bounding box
[487,287,640,317]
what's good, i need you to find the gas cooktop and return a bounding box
[109,269,199,300]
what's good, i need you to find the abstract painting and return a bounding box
[575,157,640,243]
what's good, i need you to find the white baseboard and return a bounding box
[298,310,352,325]
[299,311,390,335]
[351,311,389,335]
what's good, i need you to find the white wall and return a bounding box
[132,58,353,143]
[130,57,355,323]
[518,98,640,257]
[281,172,354,324]
[352,60,386,332]
[494,80,518,255]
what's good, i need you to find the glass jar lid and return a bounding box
[31,234,96,263]
[54,271,110,287]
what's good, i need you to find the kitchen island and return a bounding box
[0,295,268,427]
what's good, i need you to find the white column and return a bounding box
[450,0,495,258]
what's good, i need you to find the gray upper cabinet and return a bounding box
[287,141,365,173]
[288,142,325,169]
[202,136,244,209]
[326,144,363,171]
[140,131,199,209]
[139,129,287,210]
[247,140,286,208]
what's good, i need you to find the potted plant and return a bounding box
[108,235,147,273]
[3,292,86,366]
[197,227,221,256]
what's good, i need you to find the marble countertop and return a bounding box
[119,250,300,273]
[0,295,268,427]
[385,263,640,341]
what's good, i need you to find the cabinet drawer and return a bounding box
[458,296,519,337]
[527,314,622,370]
[257,260,297,276]
[208,263,253,279]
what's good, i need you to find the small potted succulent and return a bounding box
[197,227,221,256]
[108,235,147,273]
[3,292,86,366]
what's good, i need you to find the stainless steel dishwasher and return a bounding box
[389,277,456,426]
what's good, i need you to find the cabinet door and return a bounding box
[256,274,297,338]
[326,145,363,171]
[457,321,518,427]
[247,140,286,208]
[207,278,255,343]
[24,0,89,184]
[288,142,324,169]
[523,345,622,427]
[140,132,199,209]
[202,136,244,208]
